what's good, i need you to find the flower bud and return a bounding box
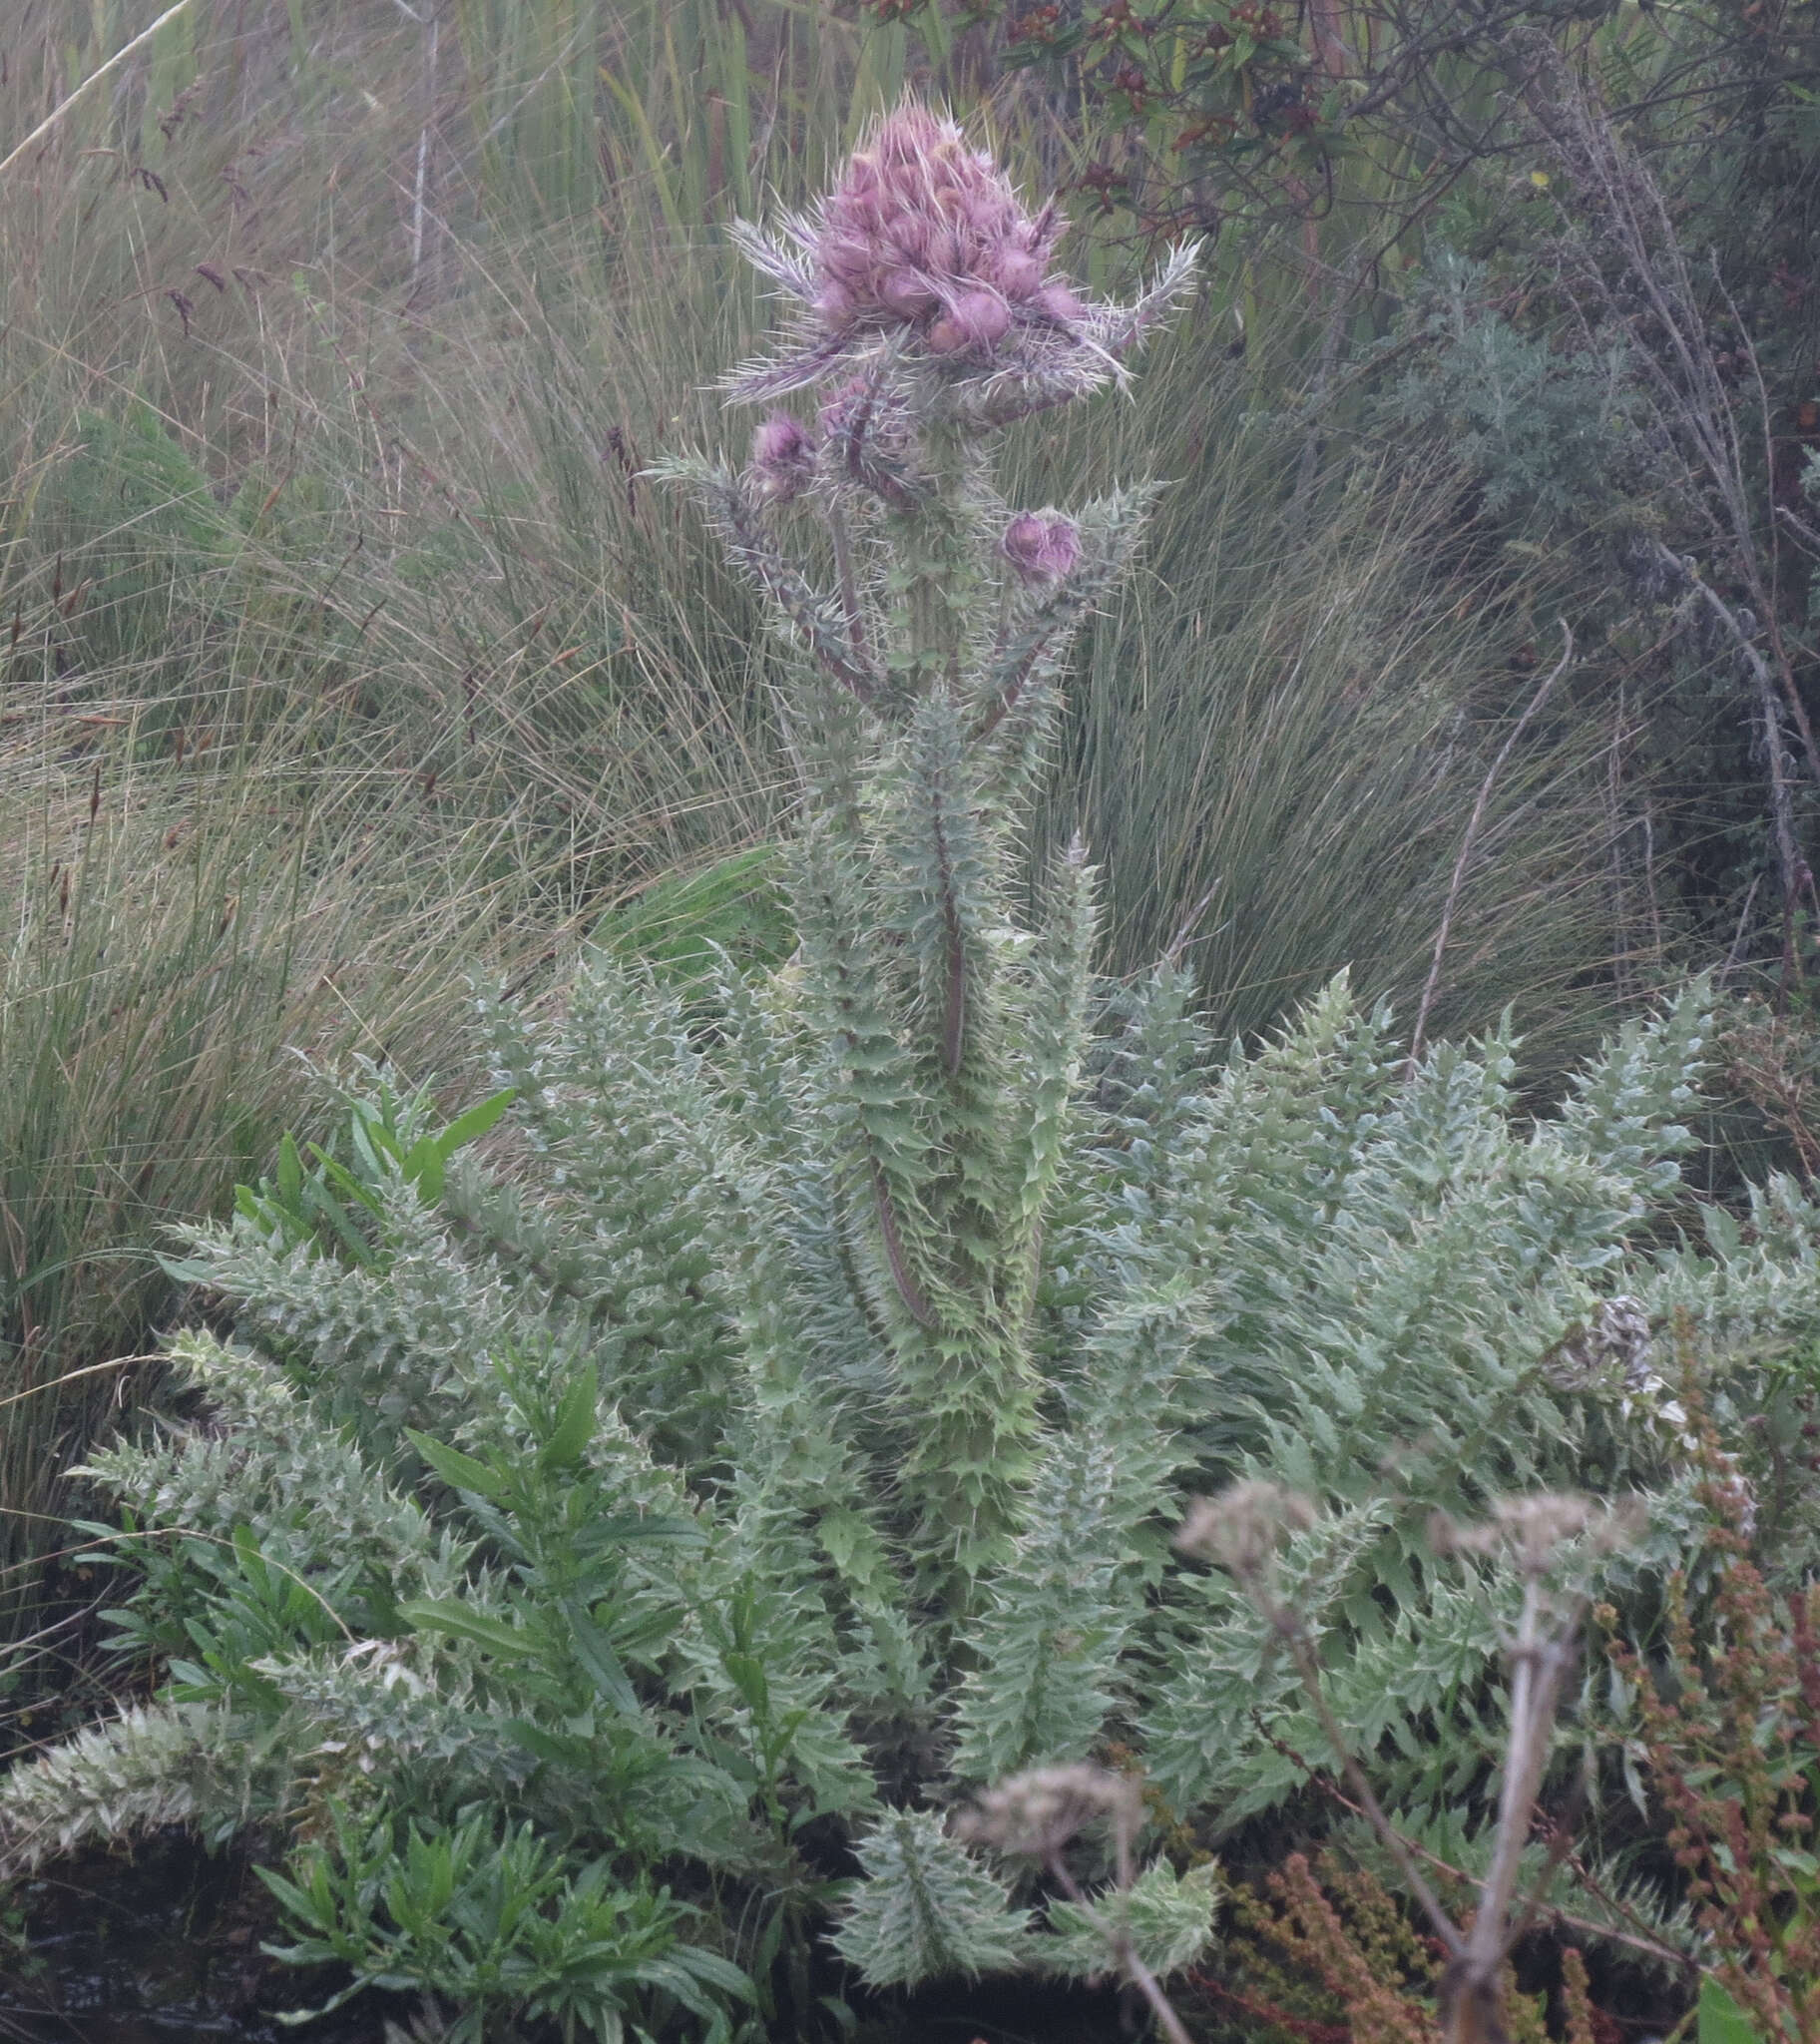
[1037,517,1080,580]
[994,250,1044,299]
[1033,283,1085,324]
[750,410,816,501]
[1002,512,1080,583]
[1002,513,1049,574]
[880,268,940,319]
[927,289,1011,356]
[813,282,854,329]
[889,216,933,263]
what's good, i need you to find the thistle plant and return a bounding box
[9,103,1820,2039]
[660,100,1200,1595]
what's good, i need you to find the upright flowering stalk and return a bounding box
[662,105,1198,1605]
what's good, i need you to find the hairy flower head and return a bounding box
[810,104,1066,354]
[1002,512,1081,584]
[749,410,817,502]
[723,102,1201,409]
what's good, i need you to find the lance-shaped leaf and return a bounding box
[873,692,1004,1097]
[789,825,941,1333]
[1040,1860,1223,1982]
[953,1288,1196,1782]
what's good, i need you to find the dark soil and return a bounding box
[1,1832,407,2044]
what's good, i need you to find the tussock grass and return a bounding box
[0,2,805,1664]
[0,763,531,1643]
[1012,306,1629,1070]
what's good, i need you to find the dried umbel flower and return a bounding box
[1001,512,1081,584]
[955,1764,1142,1861]
[1174,1480,1315,1581]
[1543,1294,1655,1393]
[1429,1492,1643,1574]
[749,410,816,502]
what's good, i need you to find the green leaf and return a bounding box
[347,1113,395,1184]
[309,1150,386,1223]
[539,1370,599,1472]
[678,1949,755,1997]
[405,1427,509,1500]
[398,1598,537,1659]
[157,1252,221,1285]
[722,1650,771,1716]
[230,1523,265,1578]
[296,1167,376,1265]
[402,1136,444,1205]
[276,1133,302,1210]
[1699,1977,1766,2044]
[433,1086,517,1165]
[560,1594,642,1717]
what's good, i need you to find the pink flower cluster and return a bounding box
[1001,513,1080,584]
[811,105,1082,358]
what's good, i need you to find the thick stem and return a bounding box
[929,784,967,1079]
[885,433,978,693]
[827,500,870,672]
[868,1160,934,1329]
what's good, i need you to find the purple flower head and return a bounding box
[1002,513,1081,584]
[813,281,855,327]
[723,107,1202,410]
[880,268,941,320]
[993,250,1044,299]
[749,410,817,501]
[806,105,1068,356]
